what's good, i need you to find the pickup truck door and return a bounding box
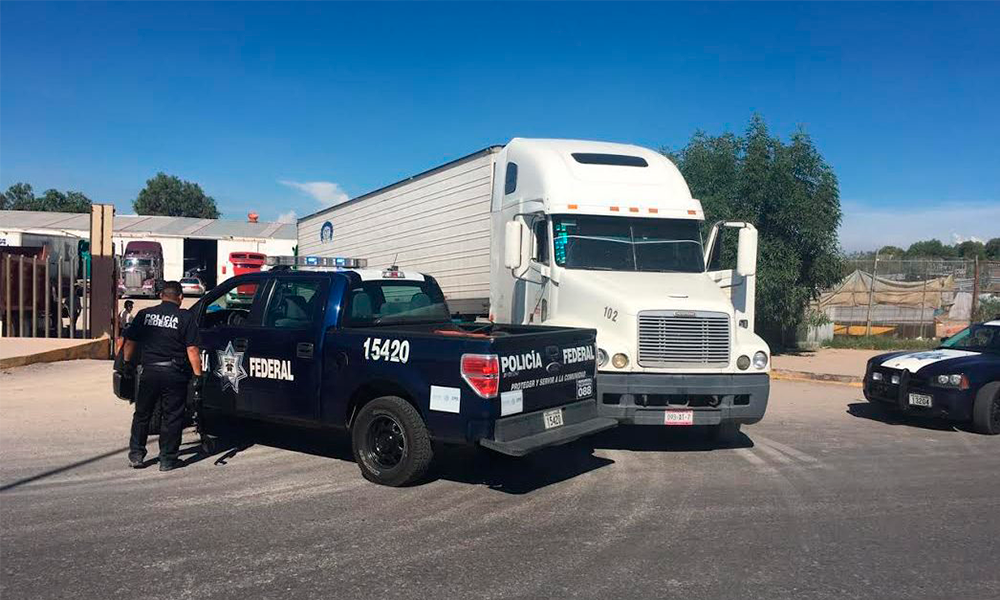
[196,276,269,415]
[244,276,330,420]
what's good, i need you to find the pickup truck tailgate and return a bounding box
[492,326,598,414]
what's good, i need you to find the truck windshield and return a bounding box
[552,215,704,273]
[344,280,451,327]
[125,258,153,268]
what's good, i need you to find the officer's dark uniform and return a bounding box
[124,301,199,465]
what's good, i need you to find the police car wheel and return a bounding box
[972,383,1000,436]
[352,396,433,487]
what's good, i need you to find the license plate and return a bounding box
[664,410,694,426]
[576,377,594,399]
[543,409,564,429]
[908,393,933,407]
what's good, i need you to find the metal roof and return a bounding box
[0,210,296,240]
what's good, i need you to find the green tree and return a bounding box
[133,173,220,218]
[2,182,91,212]
[986,238,1000,260]
[955,240,986,260]
[667,114,843,347]
[877,245,905,258]
[905,239,954,258]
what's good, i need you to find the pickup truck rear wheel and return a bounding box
[352,396,433,486]
[972,383,1000,435]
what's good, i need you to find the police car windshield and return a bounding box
[940,324,1000,353]
[345,280,450,327]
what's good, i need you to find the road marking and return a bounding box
[754,442,796,465]
[755,436,820,464]
[735,448,768,467]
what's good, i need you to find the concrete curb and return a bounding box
[0,337,111,370]
[772,369,863,388]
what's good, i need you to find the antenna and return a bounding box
[391,252,399,269]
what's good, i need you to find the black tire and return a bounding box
[351,396,433,487]
[707,422,741,446]
[972,382,1000,436]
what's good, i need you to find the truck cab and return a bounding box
[191,257,615,486]
[490,138,770,438]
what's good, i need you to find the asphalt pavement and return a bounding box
[1,360,997,600]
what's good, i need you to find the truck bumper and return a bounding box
[479,399,617,457]
[596,372,769,426]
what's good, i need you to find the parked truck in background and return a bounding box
[296,138,770,441]
[119,241,164,298]
[222,251,266,305]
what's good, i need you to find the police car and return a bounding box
[189,256,616,486]
[864,320,1000,434]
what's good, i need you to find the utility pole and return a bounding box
[865,249,880,337]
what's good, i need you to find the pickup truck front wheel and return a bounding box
[352,396,433,486]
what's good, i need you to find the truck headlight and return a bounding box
[597,348,609,368]
[612,353,629,369]
[737,355,750,370]
[933,374,969,390]
[753,351,768,369]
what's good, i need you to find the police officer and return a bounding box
[121,281,202,471]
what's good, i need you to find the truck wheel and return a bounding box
[708,422,741,446]
[972,383,1000,435]
[351,396,433,486]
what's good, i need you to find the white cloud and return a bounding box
[276,210,297,224]
[839,200,1000,252]
[279,180,349,206]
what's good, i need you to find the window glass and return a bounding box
[264,280,324,329]
[571,153,648,167]
[552,215,704,273]
[533,218,549,265]
[201,279,262,329]
[505,163,518,195]
[941,325,1000,352]
[343,280,450,327]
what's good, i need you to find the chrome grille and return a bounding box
[638,311,731,368]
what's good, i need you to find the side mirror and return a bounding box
[736,226,757,277]
[504,221,524,270]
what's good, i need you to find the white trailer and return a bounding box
[298,138,770,438]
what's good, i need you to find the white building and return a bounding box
[0,210,296,287]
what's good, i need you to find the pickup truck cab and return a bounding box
[191,260,616,485]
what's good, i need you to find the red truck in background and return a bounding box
[223,251,265,304]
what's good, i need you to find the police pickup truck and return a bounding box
[190,257,616,486]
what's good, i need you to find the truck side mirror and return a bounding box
[504,221,524,270]
[736,226,757,277]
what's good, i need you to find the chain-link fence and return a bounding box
[815,257,1000,339]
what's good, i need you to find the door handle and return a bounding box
[233,338,248,352]
[296,342,314,359]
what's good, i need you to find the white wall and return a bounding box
[0,231,23,247]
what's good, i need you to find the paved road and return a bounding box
[1,361,997,600]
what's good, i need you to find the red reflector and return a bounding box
[687,210,697,215]
[610,206,620,212]
[461,353,499,399]
[629,207,639,213]
[649,208,659,214]
[567,204,578,210]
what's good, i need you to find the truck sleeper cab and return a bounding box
[193,264,615,486]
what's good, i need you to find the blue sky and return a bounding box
[2,2,998,250]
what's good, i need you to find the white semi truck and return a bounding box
[298,138,769,439]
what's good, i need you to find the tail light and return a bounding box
[461,353,499,399]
